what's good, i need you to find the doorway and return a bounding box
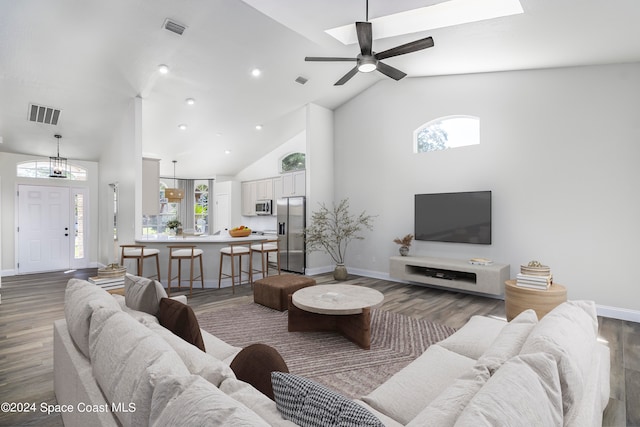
[17,185,88,274]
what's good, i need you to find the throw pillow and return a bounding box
[124,274,168,316]
[271,372,384,427]
[230,343,289,400]
[158,298,205,352]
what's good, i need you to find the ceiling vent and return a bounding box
[28,104,61,125]
[295,76,308,85]
[163,18,186,35]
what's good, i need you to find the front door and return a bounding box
[17,185,71,273]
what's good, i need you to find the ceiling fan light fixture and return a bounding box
[358,57,378,73]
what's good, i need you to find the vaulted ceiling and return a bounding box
[1,0,639,177]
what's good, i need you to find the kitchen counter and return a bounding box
[133,234,271,290]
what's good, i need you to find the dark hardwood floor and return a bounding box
[0,269,636,426]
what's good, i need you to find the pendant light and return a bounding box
[165,160,184,202]
[49,134,68,178]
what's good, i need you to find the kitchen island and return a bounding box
[134,234,269,290]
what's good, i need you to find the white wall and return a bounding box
[334,62,640,318]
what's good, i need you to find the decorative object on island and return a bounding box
[166,218,181,235]
[229,225,252,237]
[49,134,68,178]
[393,233,414,256]
[305,199,376,281]
[165,160,184,202]
[516,260,553,289]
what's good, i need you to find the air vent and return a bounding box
[295,76,308,85]
[28,104,61,125]
[163,18,186,35]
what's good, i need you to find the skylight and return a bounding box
[326,0,524,45]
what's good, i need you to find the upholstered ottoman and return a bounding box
[253,274,316,311]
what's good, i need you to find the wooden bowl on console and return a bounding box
[229,228,251,237]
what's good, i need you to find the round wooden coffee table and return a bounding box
[288,284,384,349]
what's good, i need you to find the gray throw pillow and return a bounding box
[271,372,383,427]
[124,274,167,316]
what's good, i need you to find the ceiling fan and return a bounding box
[305,0,435,86]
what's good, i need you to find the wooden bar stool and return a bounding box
[167,245,204,297]
[218,243,251,294]
[120,245,161,280]
[249,239,281,282]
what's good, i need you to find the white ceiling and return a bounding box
[1,0,639,178]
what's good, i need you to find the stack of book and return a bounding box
[516,263,552,290]
[88,275,125,290]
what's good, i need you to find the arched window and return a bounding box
[281,152,305,172]
[16,160,87,180]
[414,116,480,153]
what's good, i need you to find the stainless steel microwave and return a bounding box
[255,199,272,215]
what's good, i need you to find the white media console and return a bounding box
[389,256,510,296]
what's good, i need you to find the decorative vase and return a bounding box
[399,246,409,256]
[333,264,348,281]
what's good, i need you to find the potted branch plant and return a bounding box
[305,199,375,280]
[393,233,414,256]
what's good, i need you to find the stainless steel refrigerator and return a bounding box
[277,196,306,273]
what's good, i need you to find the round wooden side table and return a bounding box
[504,279,567,321]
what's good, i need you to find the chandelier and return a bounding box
[165,160,184,202]
[49,134,67,178]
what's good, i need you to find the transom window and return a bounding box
[281,152,305,172]
[414,116,480,153]
[16,160,87,180]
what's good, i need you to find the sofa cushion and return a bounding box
[454,353,563,427]
[158,297,205,352]
[520,300,598,419]
[476,309,538,374]
[406,364,490,427]
[64,278,122,359]
[200,329,242,362]
[220,377,299,426]
[89,307,190,427]
[124,274,167,316]
[144,319,235,387]
[352,400,404,427]
[150,375,271,427]
[230,343,289,400]
[438,315,506,360]
[361,344,476,425]
[271,372,384,427]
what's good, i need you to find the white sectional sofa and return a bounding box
[53,277,610,426]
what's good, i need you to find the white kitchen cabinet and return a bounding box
[241,181,257,216]
[272,177,282,216]
[255,178,273,200]
[142,158,160,215]
[281,170,305,197]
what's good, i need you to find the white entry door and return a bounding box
[18,185,71,273]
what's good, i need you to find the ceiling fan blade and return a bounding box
[334,66,359,86]
[305,57,357,62]
[376,61,407,81]
[356,21,373,57]
[375,36,434,61]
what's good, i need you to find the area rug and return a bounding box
[197,303,455,398]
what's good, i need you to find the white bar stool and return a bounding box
[218,243,251,294]
[249,239,281,282]
[167,245,204,297]
[120,245,161,281]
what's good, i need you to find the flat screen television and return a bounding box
[415,191,492,244]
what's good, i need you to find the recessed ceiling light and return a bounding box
[251,68,261,77]
[255,124,263,130]
[158,64,170,74]
[224,150,231,154]
[178,124,187,130]
[185,98,195,105]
